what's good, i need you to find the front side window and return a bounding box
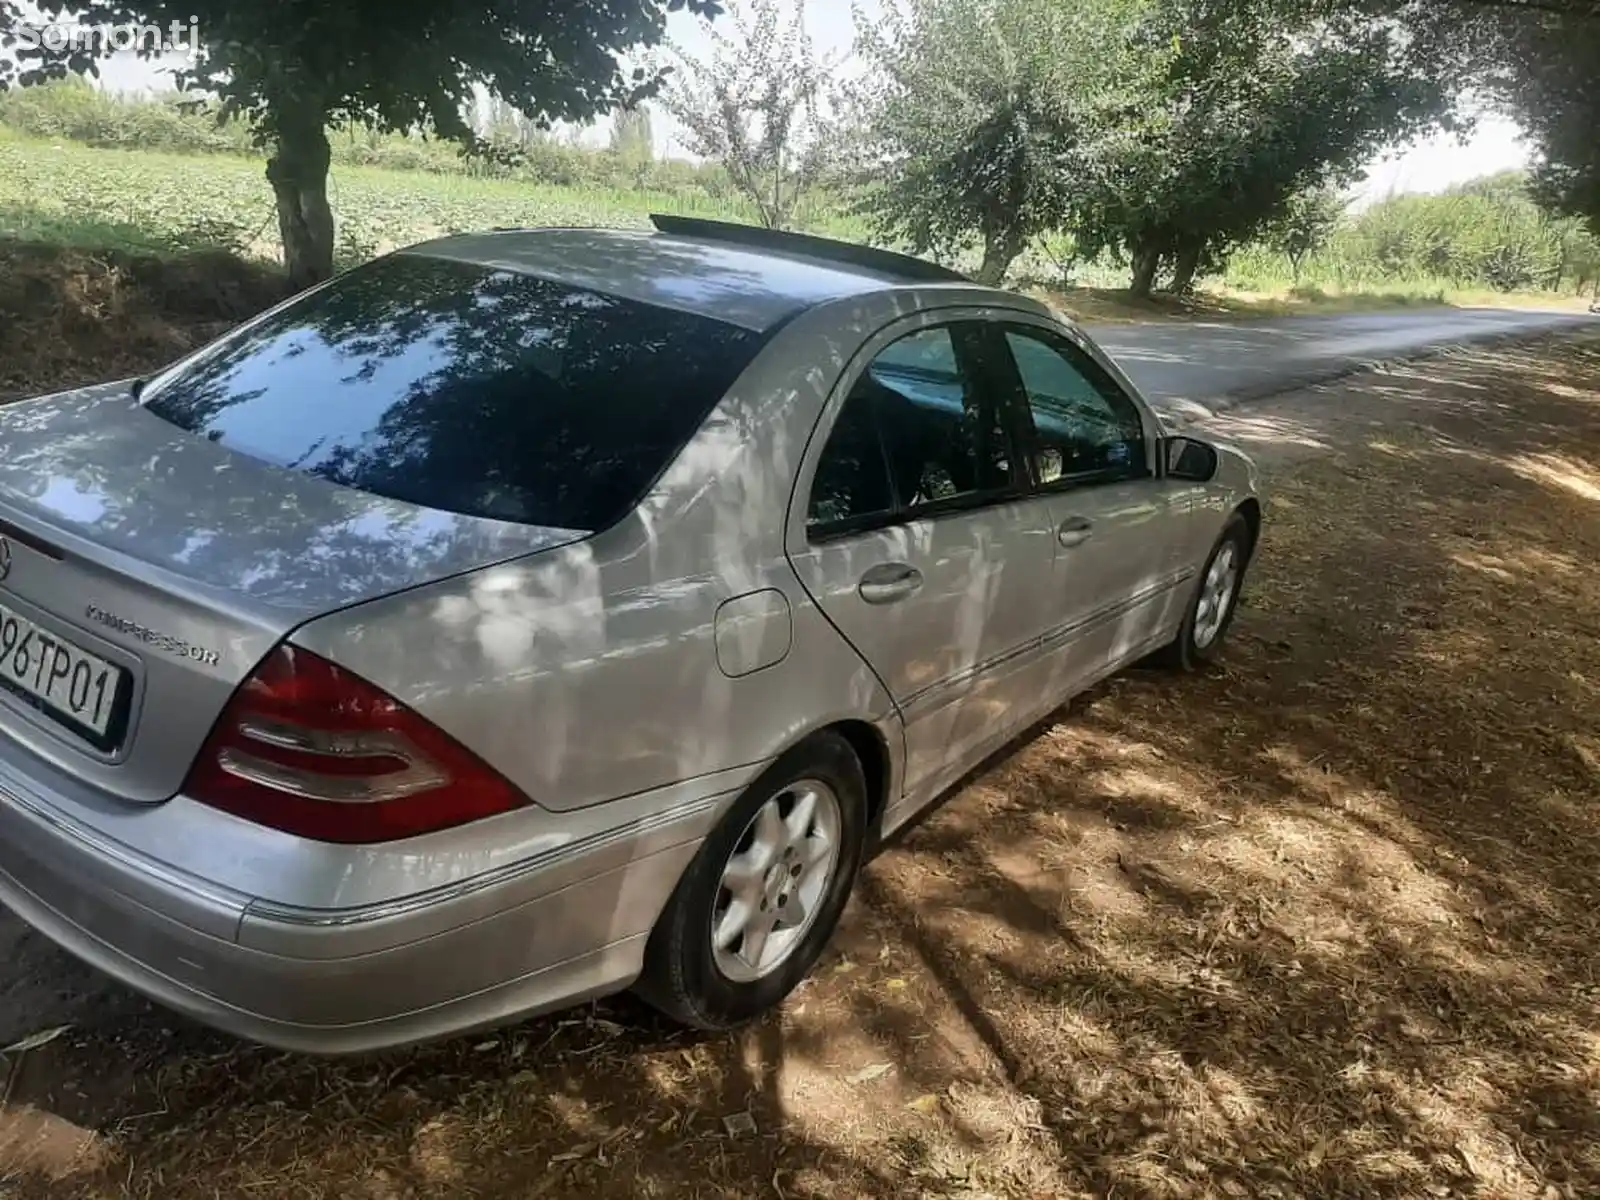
[807,323,1015,537]
[143,255,767,532]
[1003,328,1148,487]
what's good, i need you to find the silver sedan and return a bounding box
[0,216,1260,1052]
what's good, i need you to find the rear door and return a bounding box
[787,315,1059,804]
[991,321,1194,694]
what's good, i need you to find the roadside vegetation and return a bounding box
[1,0,1596,304]
[0,0,1594,352]
[1227,174,1600,302]
[0,79,1594,401]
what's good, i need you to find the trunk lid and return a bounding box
[0,384,579,802]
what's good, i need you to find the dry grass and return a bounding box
[1033,285,1329,325]
[3,335,1600,1199]
[1038,282,1597,325]
[0,238,285,403]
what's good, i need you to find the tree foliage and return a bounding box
[1491,8,1600,233]
[1,0,717,286]
[1268,188,1347,281]
[1264,0,1600,235]
[844,0,1465,294]
[1231,170,1600,295]
[661,0,832,230]
[843,0,1109,285]
[1067,0,1461,295]
[610,104,655,165]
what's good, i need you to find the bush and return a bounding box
[0,77,252,156]
[1233,173,1600,296]
[1338,185,1565,291]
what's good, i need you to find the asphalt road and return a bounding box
[1084,306,1598,419]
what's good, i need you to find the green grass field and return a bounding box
[0,131,870,267]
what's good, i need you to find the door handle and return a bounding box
[858,562,924,605]
[1057,516,1094,548]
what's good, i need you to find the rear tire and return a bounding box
[1157,513,1251,671]
[636,732,867,1031]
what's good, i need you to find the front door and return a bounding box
[991,321,1194,697]
[787,317,1059,804]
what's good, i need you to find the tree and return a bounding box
[1,1,719,288]
[1490,9,1600,234]
[661,0,834,230]
[1556,219,1600,295]
[844,0,1107,286]
[481,96,548,151]
[1268,188,1347,281]
[1232,0,1599,232]
[1070,0,1461,296]
[610,103,655,166]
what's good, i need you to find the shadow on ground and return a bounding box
[2,334,1599,1198]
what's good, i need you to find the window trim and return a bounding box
[806,483,1023,543]
[805,385,898,542]
[988,321,1157,497]
[803,317,1029,544]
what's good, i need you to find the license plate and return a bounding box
[0,597,127,741]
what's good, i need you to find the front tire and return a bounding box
[1159,513,1251,670]
[636,732,868,1030]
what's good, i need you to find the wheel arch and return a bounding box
[824,718,894,841]
[1235,497,1262,560]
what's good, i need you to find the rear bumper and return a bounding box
[0,758,719,1055]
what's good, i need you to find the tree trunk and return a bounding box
[975,225,1023,287]
[1169,244,1202,295]
[766,144,785,230]
[1129,245,1161,298]
[267,117,335,290]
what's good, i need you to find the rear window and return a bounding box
[142,255,768,531]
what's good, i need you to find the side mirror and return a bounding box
[1165,435,1219,482]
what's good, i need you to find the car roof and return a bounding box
[401,226,990,332]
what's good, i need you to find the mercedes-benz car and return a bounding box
[0,216,1260,1053]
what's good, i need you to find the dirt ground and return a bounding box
[2,333,1599,1199]
[0,240,285,403]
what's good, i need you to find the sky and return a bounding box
[84,0,1531,205]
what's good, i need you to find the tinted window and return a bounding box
[1004,329,1147,485]
[871,326,960,375]
[143,256,767,531]
[807,386,894,532]
[864,326,1013,509]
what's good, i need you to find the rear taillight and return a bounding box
[184,644,528,843]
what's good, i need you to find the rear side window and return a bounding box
[869,327,1012,506]
[142,255,767,531]
[807,382,895,529]
[806,322,1015,538]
